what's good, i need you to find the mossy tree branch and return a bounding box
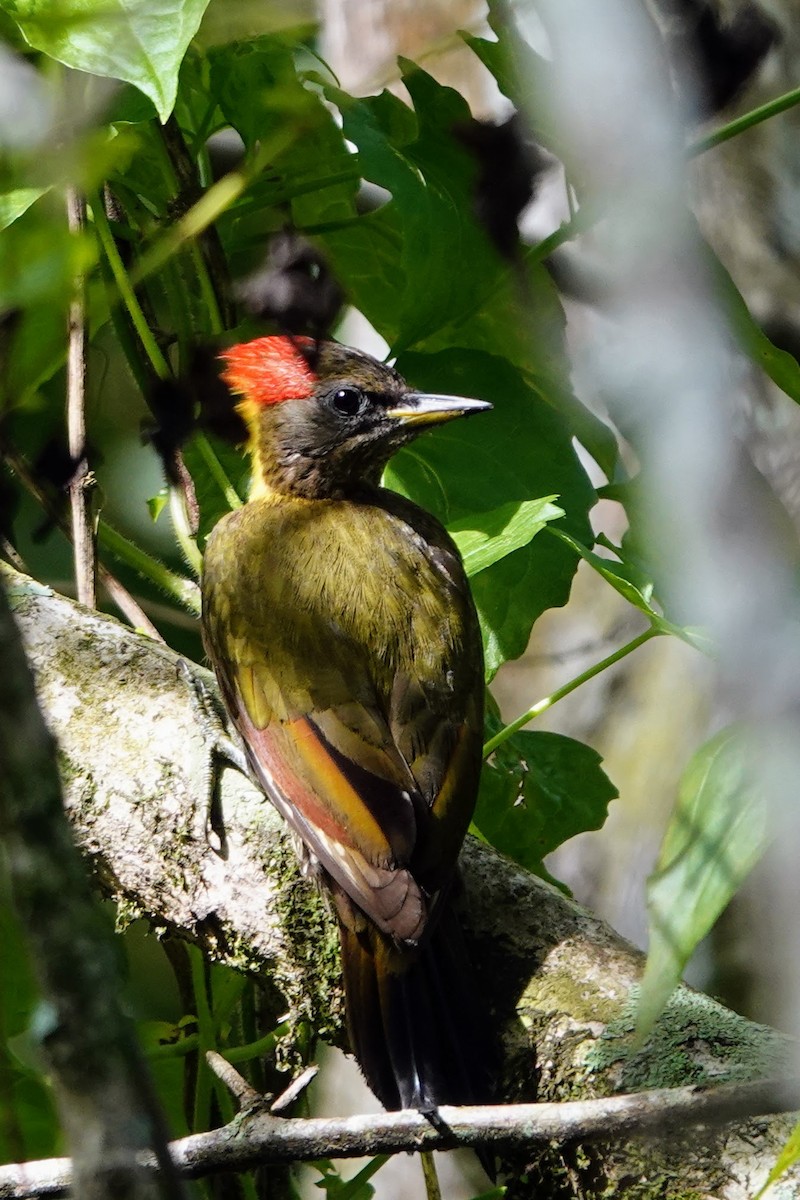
[0,571,184,1200]
[3,564,799,1199]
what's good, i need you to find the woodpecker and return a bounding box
[201,335,492,1112]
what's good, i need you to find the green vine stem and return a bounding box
[688,84,800,158]
[131,128,296,291]
[483,626,662,758]
[189,946,216,1135]
[223,1021,290,1065]
[91,193,171,381]
[168,490,204,578]
[146,1021,288,1065]
[97,521,200,615]
[197,436,245,510]
[93,193,242,540]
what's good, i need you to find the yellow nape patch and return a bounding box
[235,397,276,502]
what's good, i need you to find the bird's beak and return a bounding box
[385,392,493,428]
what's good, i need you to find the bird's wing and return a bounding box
[235,676,429,942]
[202,501,482,944]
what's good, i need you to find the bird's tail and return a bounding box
[339,901,491,1113]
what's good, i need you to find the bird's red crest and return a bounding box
[220,336,316,406]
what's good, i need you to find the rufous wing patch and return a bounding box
[234,703,427,942]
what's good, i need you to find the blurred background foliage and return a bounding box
[2,0,800,1196]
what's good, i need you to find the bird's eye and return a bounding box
[331,387,367,417]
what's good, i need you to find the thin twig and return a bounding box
[99,571,164,641]
[0,537,26,572]
[1,446,170,638]
[0,1077,798,1197]
[65,188,96,608]
[206,1052,262,1111]
[419,1151,442,1200]
[269,1066,319,1114]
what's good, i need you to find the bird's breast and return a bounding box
[204,493,471,684]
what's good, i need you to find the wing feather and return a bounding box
[202,495,483,945]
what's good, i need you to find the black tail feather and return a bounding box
[340,903,491,1112]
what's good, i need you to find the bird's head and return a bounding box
[220,335,491,501]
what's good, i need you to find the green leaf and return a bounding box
[450,496,564,577]
[461,30,557,152]
[147,489,168,522]
[549,527,711,650]
[551,527,660,619]
[319,66,618,479]
[326,67,508,351]
[385,349,595,677]
[638,728,769,1039]
[475,737,615,876]
[312,1156,387,1198]
[319,205,406,343]
[3,0,212,122]
[0,199,96,311]
[753,1118,800,1200]
[0,187,47,232]
[474,724,617,876]
[710,243,800,407]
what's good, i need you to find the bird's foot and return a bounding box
[177,659,258,853]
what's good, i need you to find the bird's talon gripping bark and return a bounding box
[178,658,251,776]
[177,658,257,854]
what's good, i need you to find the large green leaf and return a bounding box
[450,496,564,578]
[637,728,769,1039]
[327,66,519,352]
[386,349,595,676]
[319,64,618,480]
[474,722,617,877]
[2,0,211,122]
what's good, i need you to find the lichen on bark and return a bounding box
[6,564,800,1198]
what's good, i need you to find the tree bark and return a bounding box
[4,563,799,1198]
[0,569,183,1199]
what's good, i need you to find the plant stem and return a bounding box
[91,193,171,381]
[223,1021,290,1065]
[196,434,244,510]
[131,128,295,292]
[147,1034,200,1060]
[688,84,800,158]
[168,489,203,578]
[97,521,200,615]
[65,188,96,609]
[483,626,661,757]
[189,946,216,1135]
[420,1150,442,1200]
